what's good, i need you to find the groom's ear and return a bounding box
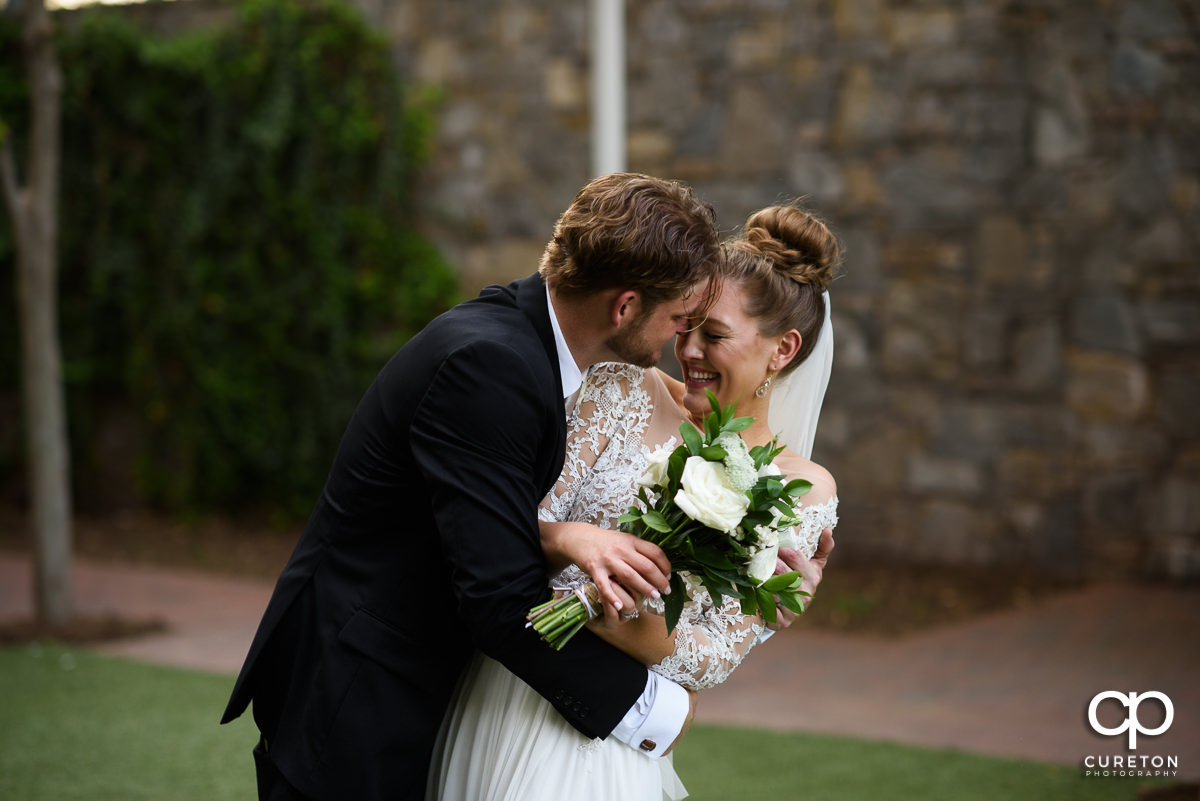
[610,290,640,328]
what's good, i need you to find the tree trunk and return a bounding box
[1,0,72,626]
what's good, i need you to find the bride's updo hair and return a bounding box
[722,204,840,376]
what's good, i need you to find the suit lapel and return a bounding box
[515,274,563,396]
[514,274,569,496]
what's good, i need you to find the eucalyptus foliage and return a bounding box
[0,0,459,514]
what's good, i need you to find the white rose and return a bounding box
[747,542,779,584]
[639,447,672,488]
[673,456,749,533]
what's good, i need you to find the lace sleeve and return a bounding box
[646,579,766,691]
[539,376,614,524]
[538,365,839,691]
[648,497,839,691]
[538,364,653,588]
[788,495,839,557]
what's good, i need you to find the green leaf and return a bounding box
[757,587,778,625]
[668,449,686,485]
[714,572,751,599]
[778,591,806,615]
[641,509,672,533]
[680,422,703,455]
[770,498,796,517]
[723,582,749,601]
[761,570,801,593]
[663,574,687,634]
[725,416,754,432]
[699,446,727,461]
[699,571,730,607]
[693,546,737,570]
[663,527,695,552]
[784,478,813,497]
[617,510,641,526]
[740,511,773,529]
[706,390,722,417]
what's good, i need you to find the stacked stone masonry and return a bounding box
[123,0,1200,579]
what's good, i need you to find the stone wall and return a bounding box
[104,0,1200,578]
[358,0,1200,579]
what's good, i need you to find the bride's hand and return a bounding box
[768,527,835,631]
[539,521,672,625]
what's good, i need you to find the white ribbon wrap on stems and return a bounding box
[572,584,598,619]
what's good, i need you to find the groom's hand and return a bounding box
[769,527,835,631]
[540,521,672,624]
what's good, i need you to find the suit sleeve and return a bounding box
[408,341,647,739]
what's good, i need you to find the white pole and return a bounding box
[591,0,626,176]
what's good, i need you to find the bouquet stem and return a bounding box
[526,583,602,650]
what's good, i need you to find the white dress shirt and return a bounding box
[545,285,689,758]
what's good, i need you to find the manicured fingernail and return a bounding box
[651,589,661,600]
[613,600,623,611]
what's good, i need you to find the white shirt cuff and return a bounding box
[609,672,689,759]
[757,628,775,644]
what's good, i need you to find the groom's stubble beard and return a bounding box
[605,311,661,369]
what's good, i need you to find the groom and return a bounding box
[222,173,725,801]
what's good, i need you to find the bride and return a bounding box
[427,204,840,801]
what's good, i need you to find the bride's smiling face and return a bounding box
[674,281,786,421]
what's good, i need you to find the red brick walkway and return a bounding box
[2,553,1197,778]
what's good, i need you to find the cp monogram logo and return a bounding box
[1088,691,1174,749]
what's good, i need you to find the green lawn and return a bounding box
[675,726,1164,801]
[1,644,257,801]
[0,645,1170,801]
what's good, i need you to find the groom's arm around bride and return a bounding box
[220,173,721,801]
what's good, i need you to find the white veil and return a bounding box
[767,291,833,459]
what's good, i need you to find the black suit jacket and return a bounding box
[222,274,648,801]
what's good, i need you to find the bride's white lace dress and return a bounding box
[426,364,838,801]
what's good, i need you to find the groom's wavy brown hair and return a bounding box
[539,173,720,314]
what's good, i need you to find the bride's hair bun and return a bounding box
[742,206,838,292]
[721,203,841,375]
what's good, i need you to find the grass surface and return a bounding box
[674,725,1165,801]
[1,645,1169,801]
[0,644,257,801]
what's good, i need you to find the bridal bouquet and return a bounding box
[527,392,812,650]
